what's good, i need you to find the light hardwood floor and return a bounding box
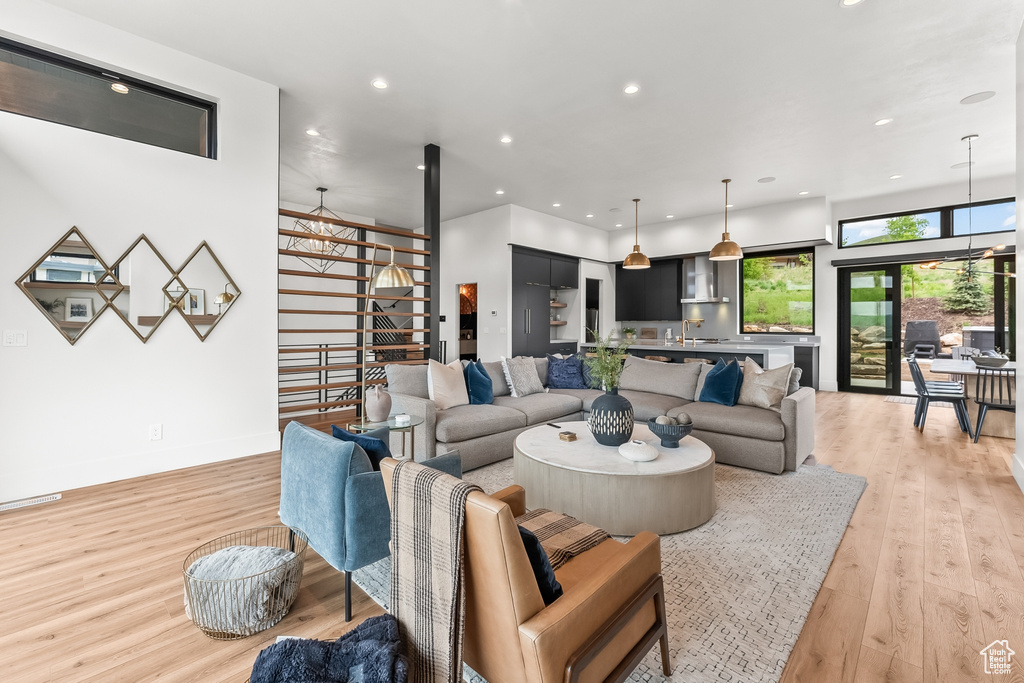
[1,391,1020,682]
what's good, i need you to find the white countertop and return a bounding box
[579,340,796,368]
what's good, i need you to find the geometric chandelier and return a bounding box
[919,134,1010,280]
[284,186,357,273]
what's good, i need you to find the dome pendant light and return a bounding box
[622,198,651,269]
[709,179,743,261]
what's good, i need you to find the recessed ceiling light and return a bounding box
[623,84,640,95]
[840,0,864,6]
[666,215,674,219]
[553,203,561,207]
[110,82,129,94]
[500,136,512,144]
[495,189,504,195]
[371,78,388,89]
[416,164,425,170]
[874,118,893,126]
[586,214,594,218]
[798,191,809,196]
[961,91,996,105]
[758,177,775,183]
[306,129,321,136]
[615,223,623,228]
[889,174,903,180]
[951,161,975,170]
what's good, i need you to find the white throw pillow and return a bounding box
[427,359,470,410]
[501,356,545,398]
[737,356,793,413]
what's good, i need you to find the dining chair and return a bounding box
[973,367,1016,443]
[907,357,972,437]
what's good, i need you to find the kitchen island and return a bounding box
[580,340,795,371]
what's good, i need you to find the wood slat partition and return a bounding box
[278,208,430,423]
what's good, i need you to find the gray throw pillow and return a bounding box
[481,360,511,396]
[501,356,545,398]
[386,364,429,399]
[694,362,714,399]
[619,355,702,400]
[737,357,793,413]
[787,366,803,395]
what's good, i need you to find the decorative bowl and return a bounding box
[972,356,1009,368]
[647,418,693,448]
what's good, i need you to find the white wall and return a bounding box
[438,205,512,361]
[509,205,610,262]
[0,1,280,503]
[817,175,1016,391]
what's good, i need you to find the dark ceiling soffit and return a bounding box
[831,246,1016,268]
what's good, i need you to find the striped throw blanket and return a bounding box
[389,459,481,683]
[515,508,611,570]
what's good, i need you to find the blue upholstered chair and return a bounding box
[279,421,462,620]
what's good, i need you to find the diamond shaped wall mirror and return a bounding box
[167,241,240,341]
[16,227,115,345]
[104,235,180,343]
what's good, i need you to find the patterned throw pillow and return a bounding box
[545,354,586,389]
[501,356,545,398]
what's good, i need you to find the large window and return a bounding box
[0,38,216,158]
[741,249,814,333]
[839,198,1014,248]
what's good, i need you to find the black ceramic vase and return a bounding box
[589,388,634,446]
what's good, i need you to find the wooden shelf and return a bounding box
[137,314,219,327]
[550,301,567,308]
[550,320,568,326]
[23,282,128,292]
[58,321,88,329]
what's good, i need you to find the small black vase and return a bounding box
[589,388,634,446]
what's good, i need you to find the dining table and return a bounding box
[928,358,1016,439]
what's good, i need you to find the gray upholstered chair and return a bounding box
[278,421,461,620]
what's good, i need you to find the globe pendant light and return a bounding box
[709,179,743,261]
[622,198,651,269]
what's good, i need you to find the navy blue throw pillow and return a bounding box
[546,354,587,389]
[518,526,563,605]
[463,360,494,405]
[579,353,596,389]
[699,359,743,406]
[330,425,392,470]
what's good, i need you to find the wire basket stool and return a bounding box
[183,526,308,640]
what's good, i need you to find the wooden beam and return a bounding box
[279,208,429,241]
[278,249,429,271]
[278,229,430,256]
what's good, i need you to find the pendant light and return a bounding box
[622,198,651,269]
[709,179,743,261]
[918,135,1008,279]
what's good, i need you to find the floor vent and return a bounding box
[0,493,62,512]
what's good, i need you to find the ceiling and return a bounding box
[41,0,1024,231]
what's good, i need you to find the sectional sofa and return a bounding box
[386,355,815,474]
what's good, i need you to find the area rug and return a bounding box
[354,459,866,683]
[884,394,951,407]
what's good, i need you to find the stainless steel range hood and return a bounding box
[680,256,730,303]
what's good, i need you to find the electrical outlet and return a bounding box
[799,337,808,342]
[3,330,27,347]
[499,327,507,334]
[744,336,751,341]
[148,424,163,441]
[482,327,490,334]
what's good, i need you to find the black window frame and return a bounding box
[0,36,217,159]
[838,197,1014,249]
[739,246,816,335]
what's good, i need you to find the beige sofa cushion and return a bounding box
[617,390,689,421]
[737,357,793,413]
[492,393,583,425]
[619,356,702,401]
[435,404,527,443]
[428,359,470,410]
[386,364,429,399]
[670,402,785,441]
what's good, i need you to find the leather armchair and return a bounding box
[380,457,670,683]
[279,422,461,621]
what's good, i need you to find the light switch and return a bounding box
[499,327,507,334]
[3,330,27,347]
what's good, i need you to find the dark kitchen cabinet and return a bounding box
[511,282,551,356]
[550,258,579,289]
[513,251,550,287]
[615,259,681,321]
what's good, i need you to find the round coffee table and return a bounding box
[514,420,715,535]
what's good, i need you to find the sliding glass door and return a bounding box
[839,265,902,393]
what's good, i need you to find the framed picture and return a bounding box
[65,297,93,322]
[166,288,204,315]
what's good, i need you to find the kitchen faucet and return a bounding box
[679,318,704,347]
